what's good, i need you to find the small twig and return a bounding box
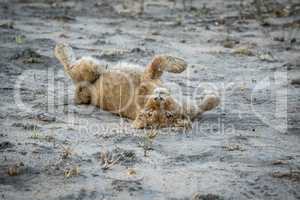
[100,150,124,170]
[139,128,158,157]
[101,156,121,170]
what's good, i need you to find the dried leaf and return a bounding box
[64,166,80,178]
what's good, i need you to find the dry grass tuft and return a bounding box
[139,128,158,157]
[61,146,72,159]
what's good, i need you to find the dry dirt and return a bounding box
[0,0,300,199]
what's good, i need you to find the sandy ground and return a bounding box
[0,0,300,199]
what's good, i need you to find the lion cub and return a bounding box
[55,43,219,128]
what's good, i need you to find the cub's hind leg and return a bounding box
[142,55,187,80]
[70,56,105,83]
[55,43,105,83]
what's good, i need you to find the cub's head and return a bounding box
[132,87,191,129]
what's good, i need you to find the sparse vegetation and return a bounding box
[15,35,26,44]
[30,127,41,140]
[139,128,158,157]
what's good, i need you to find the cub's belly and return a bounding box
[90,71,142,119]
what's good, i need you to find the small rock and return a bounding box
[272,160,288,165]
[53,15,76,22]
[59,33,69,38]
[144,37,156,42]
[273,37,284,42]
[223,41,235,48]
[0,21,14,29]
[131,47,143,53]
[36,113,56,122]
[192,193,224,200]
[151,31,160,35]
[19,151,28,155]
[291,78,300,85]
[272,170,300,181]
[290,38,296,44]
[261,21,270,27]
[0,141,14,150]
[94,39,106,45]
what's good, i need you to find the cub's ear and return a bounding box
[137,84,148,96]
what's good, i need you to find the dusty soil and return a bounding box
[0,0,300,199]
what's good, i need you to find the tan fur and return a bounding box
[55,43,220,129]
